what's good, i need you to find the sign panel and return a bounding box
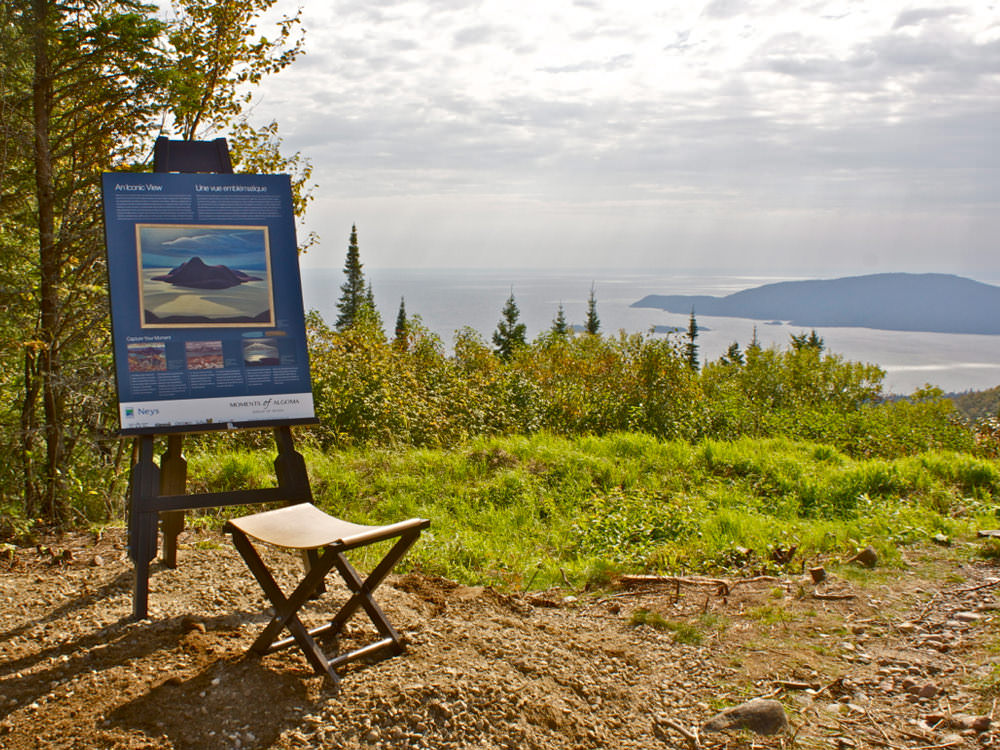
[102,172,315,433]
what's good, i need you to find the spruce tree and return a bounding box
[685,309,700,371]
[790,330,823,352]
[585,284,600,335]
[720,342,744,366]
[335,224,366,330]
[493,291,527,360]
[551,303,569,337]
[394,297,408,349]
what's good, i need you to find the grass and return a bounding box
[630,608,704,645]
[181,432,998,590]
[747,605,795,627]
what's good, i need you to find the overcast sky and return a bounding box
[251,1,1000,276]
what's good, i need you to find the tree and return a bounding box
[335,224,366,330]
[685,309,699,372]
[163,0,303,140]
[493,291,527,360]
[1,0,310,523]
[551,303,569,337]
[4,0,169,522]
[720,342,744,366]
[585,284,600,335]
[393,297,409,349]
[790,330,824,352]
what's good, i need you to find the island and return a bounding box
[632,273,1000,336]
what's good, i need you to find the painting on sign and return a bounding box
[136,224,275,328]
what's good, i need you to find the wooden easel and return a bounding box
[128,425,313,619]
[126,138,314,619]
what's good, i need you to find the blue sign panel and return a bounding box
[102,172,315,433]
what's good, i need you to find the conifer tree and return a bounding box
[335,224,366,330]
[685,309,700,371]
[394,297,408,349]
[493,291,527,360]
[585,284,600,335]
[791,330,824,352]
[551,303,569,337]
[720,342,744,366]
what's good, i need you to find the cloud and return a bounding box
[702,0,754,19]
[537,54,633,74]
[249,0,1000,274]
[453,23,505,47]
[892,6,966,29]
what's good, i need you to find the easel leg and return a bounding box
[129,435,160,620]
[273,426,323,593]
[159,435,187,568]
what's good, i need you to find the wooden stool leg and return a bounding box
[327,530,422,645]
[229,529,340,686]
[331,553,402,647]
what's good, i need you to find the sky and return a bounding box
[249,0,1000,276]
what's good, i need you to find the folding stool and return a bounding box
[225,503,429,690]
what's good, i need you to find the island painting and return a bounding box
[135,224,275,328]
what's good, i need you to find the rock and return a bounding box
[929,714,993,733]
[180,616,206,633]
[932,533,951,546]
[702,698,789,735]
[953,611,982,623]
[809,566,827,584]
[917,683,939,699]
[971,716,992,733]
[848,546,878,568]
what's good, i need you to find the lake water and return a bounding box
[301,268,1000,396]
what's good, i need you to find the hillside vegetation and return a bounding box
[3,312,998,583]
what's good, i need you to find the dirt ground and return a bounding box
[2,527,1000,749]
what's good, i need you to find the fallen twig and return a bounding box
[775,679,822,691]
[812,592,856,601]
[653,717,701,750]
[619,574,781,597]
[949,578,1000,594]
[865,706,893,745]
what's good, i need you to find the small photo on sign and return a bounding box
[243,339,280,367]
[136,223,275,328]
[185,340,224,370]
[127,342,167,372]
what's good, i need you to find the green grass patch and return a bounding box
[630,608,704,645]
[179,432,994,589]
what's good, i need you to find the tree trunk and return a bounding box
[32,0,65,523]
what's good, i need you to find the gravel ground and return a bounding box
[2,528,1000,749]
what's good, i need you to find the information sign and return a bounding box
[102,172,315,433]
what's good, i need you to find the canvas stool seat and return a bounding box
[225,502,429,691]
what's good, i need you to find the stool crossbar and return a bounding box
[225,503,429,690]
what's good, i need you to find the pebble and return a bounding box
[917,683,939,699]
[954,611,982,623]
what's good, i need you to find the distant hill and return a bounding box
[632,273,1000,335]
